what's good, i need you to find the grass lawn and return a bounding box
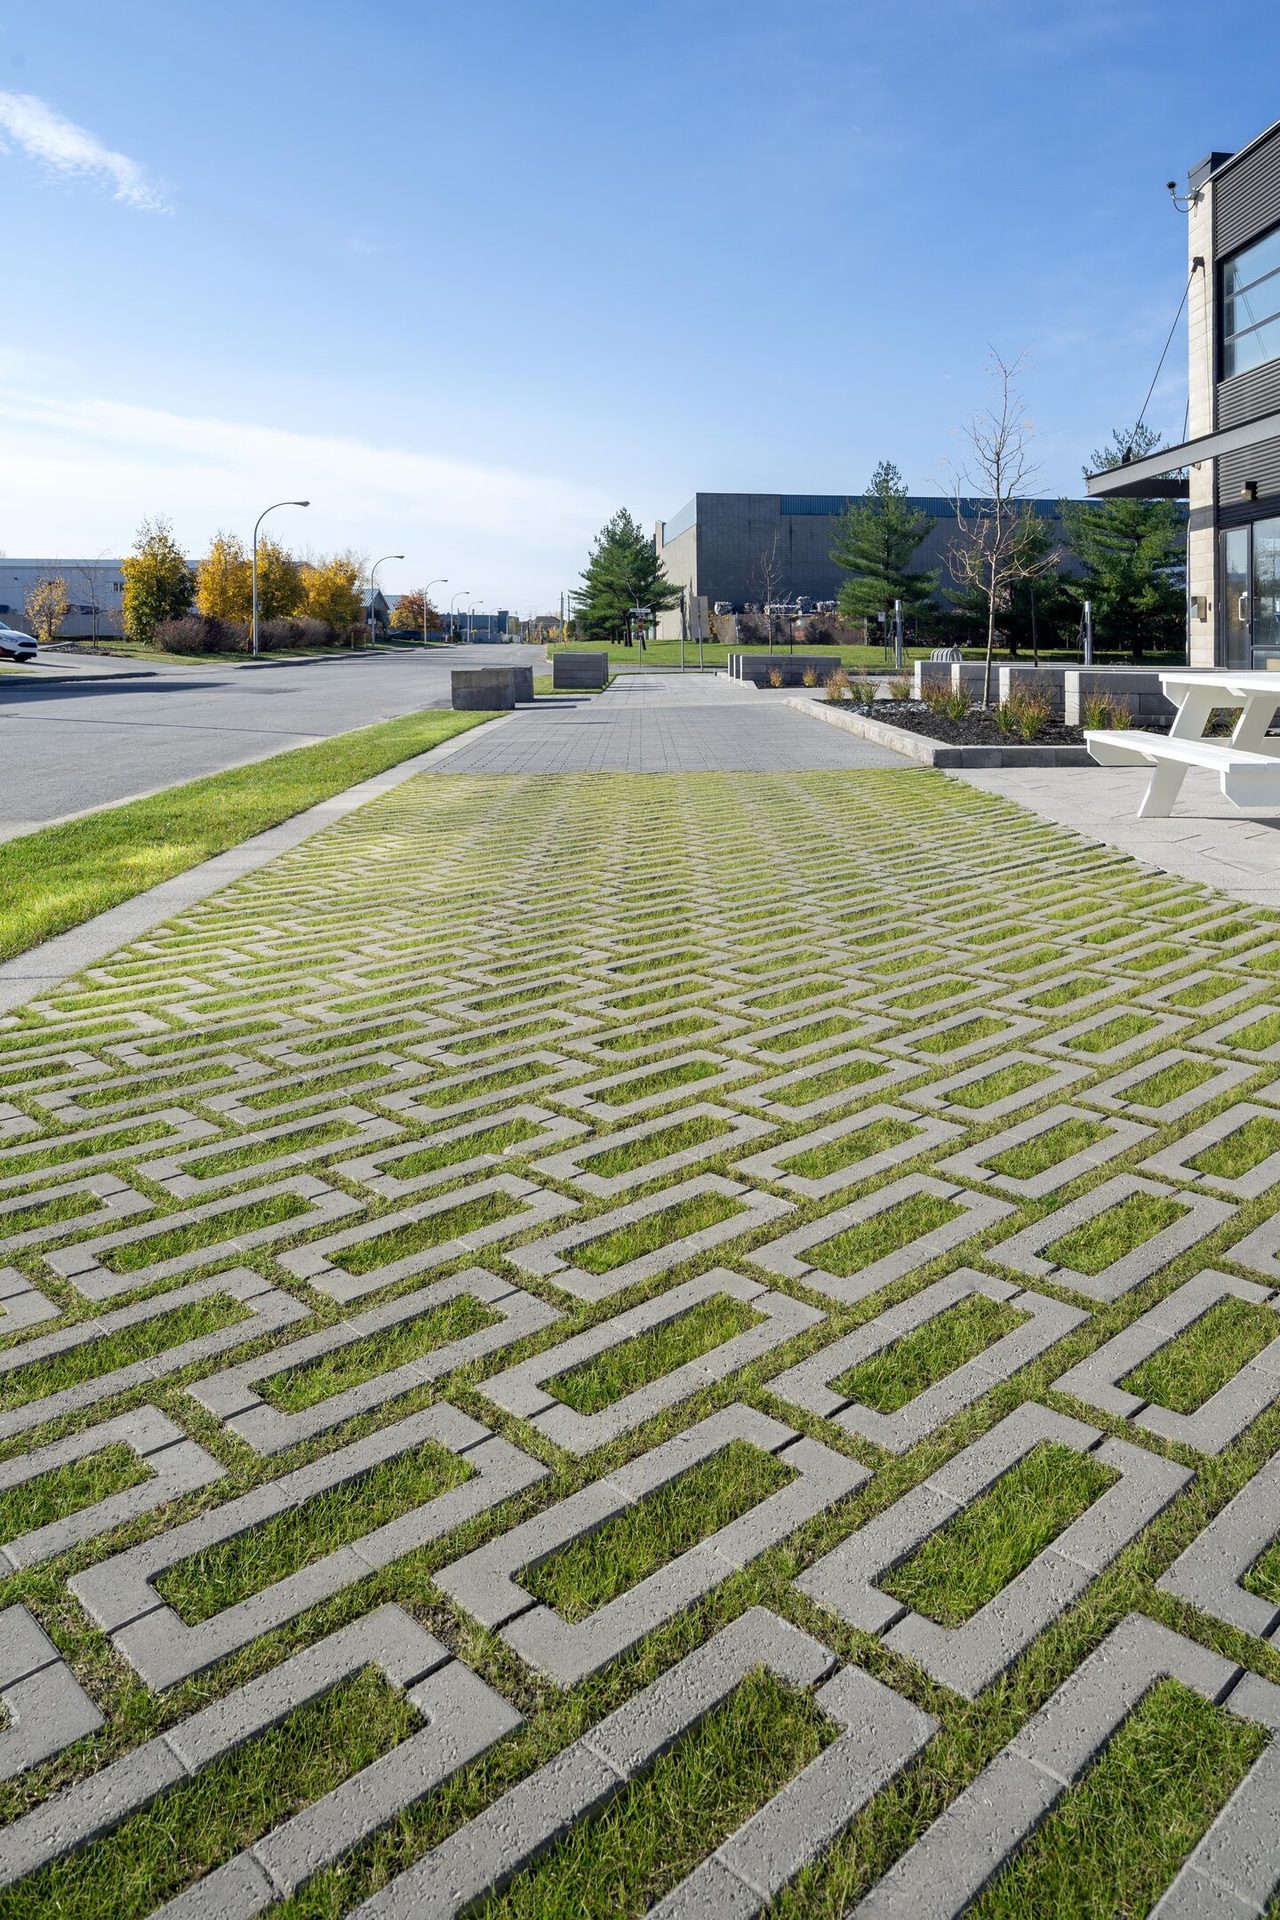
[0,706,489,963]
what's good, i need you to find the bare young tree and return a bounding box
[750,533,785,653]
[946,350,1060,706]
[72,554,115,644]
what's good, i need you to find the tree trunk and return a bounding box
[982,578,997,708]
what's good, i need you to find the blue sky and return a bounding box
[0,0,1274,611]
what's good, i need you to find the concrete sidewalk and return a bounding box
[953,763,1280,909]
[428,671,915,774]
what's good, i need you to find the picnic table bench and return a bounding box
[1085,670,1280,818]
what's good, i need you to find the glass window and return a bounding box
[1223,227,1280,378]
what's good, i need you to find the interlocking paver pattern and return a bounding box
[6,755,1280,1911]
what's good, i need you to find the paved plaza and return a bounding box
[6,725,1280,1914]
[434,671,912,773]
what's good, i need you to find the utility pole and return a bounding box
[1082,598,1094,666]
[893,598,904,672]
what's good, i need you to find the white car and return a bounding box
[0,624,36,663]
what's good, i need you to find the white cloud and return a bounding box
[0,91,169,211]
[0,387,611,611]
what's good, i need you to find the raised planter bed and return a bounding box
[783,696,1104,768]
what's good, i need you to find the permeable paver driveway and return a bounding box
[430,669,912,772]
[5,764,1280,1918]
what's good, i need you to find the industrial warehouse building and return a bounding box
[652,493,1081,639]
[1089,114,1280,671]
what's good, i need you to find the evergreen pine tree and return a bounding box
[1061,426,1186,659]
[577,509,681,645]
[830,462,937,627]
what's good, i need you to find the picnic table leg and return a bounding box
[1137,760,1188,819]
[1168,687,1221,740]
[1231,695,1280,754]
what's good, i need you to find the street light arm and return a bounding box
[251,499,309,659]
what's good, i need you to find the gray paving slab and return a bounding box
[423,672,915,775]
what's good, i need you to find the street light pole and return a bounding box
[468,602,485,643]
[450,590,469,642]
[421,576,447,645]
[368,553,404,650]
[251,499,309,659]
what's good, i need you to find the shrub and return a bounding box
[257,615,346,653]
[938,688,970,723]
[767,664,784,688]
[888,675,912,700]
[823,669,850,704]
[920,678,952,713]
[149,613,244,655]
[994,699,1020,737]
[801,665,819,688]
[1013,691,1052,740]
[1081,690,1131,730]
[850,675,877,704]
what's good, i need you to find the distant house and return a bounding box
[0,559,126,637]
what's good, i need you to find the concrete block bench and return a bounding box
[553,652,609,690]
[451,666,532,711]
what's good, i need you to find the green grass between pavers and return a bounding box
[580,1114,732,1178]
[592,1060,725,1106]
[329,1192,521,1276]
[1066,1011,1160,1055]
[6,1667,415,1920]
[882,1445,1118,1626]
[572,1193,745,1275]
[0,1119,177,1177]
[1224,1010,1280,1052]
[780,1116,918,1180]
[176,1120,361,1179]
[969,1681,1266,1920]
[834,1295,1028,1414]
[524,1442,794,1622]
[1043,1190,1188,1276]
[478,1671,831,1920]
[548,1295,765,1415]
[757,1014,863,1054]
[97,1194,311,1274]
[1191,1113,1280,1178]
[0,1295,246,1403]
[914,1016,1012,1057]
[0,1442,150,1540]
[592,1014,722,1055]
[1163,972,1246,1009]
[157,1441,471,1621]
[1123,1057,1223,1107]
[239,1064,427,1112]
[411,1062,553,1108]
[263,1295,499,1411]
[0,708,490,964]
[807,1193,962,1279]
[943,1061,1056,1109]
[0,1190,102,1236]
[1019,977,1110,1010]
[371,1117,545,1178]
[1121,1297,1280,1414]
[765,1058,894,1106]
[1243,1535,1280,1605]
[984,1117,1111,1180]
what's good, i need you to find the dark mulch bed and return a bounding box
[850,700,1173,749]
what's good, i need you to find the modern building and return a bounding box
[653,494,1080,640]
[0,559,125,637]
[444,610,509,642]
[1089,116,1280,669]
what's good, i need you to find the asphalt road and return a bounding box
[0,644,544,841]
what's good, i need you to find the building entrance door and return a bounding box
[1222,527,1250,668]
[1253,518,1280,668]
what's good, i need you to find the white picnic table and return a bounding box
[1085,669,1280,818]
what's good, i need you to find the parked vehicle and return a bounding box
[0,624,36,662]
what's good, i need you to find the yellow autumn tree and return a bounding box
[299,551,364,633]
[389,587,443,633]
[195,532,251,625]
[24,576,70,646]
[254,535,305,622]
